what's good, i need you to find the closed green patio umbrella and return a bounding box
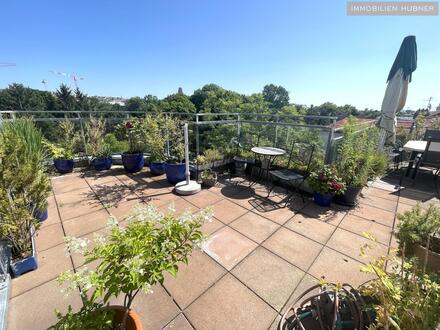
[378,35,417,148]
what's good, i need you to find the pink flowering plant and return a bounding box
[308,165,346,195]
[116,118,144,154]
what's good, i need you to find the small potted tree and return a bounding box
[0,119,51,276]
[51,204,212,329]
[118,119,144,174]
[308,165,345,207]
[163,117,186,184]
[143,115,166,176]
[199,149,223,187]
[396,204,440,272]
[85,117,113,171]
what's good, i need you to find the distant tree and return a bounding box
[240,93,269,114]
[143,94,160,112]
[74,88,91,111]
[160,93,196,113]
[55,84,74,111]
[125,97,146,112]
[262,84,290,110]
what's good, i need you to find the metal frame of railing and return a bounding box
[0,110,338,164]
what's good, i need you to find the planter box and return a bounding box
[10,229,38,277]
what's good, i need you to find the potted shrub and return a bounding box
[396,204,440,272]
[51,204,212,329]
[117,119,144,173]
[201,169,217,187]
[163,117,186,184]
[308,165,345,207]
[46,120,80,174]
[142,115,167,176]
[85,117,113,171]
[0,119,51,276]
[334,119,388,206]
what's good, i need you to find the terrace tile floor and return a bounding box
[7,166,440,329]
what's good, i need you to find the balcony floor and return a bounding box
[7,166,440,330]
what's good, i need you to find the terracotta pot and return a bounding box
[110,306,143,330]
[414,244,440,272]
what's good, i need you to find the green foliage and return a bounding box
[45,120,80,159]
[85,117,111,159]
[396,204,440,255]
[0,119,51,259]
[202,149,223,164]
[163,116,185,162]
[141,114,167,162]
[115,118,144,154]
[308,165,345,195]
[103,133,128,153]
[49,302,114,330]
[262,84,290,110]
[160,93,196,114]
[57,204,212,328]
[335,118,388,187]
[361,254,440,329]
[55,84,74,112]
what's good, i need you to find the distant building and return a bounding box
[335,117,375,129]
[94,96,127,106]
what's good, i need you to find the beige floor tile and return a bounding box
[232,247,305,311]
[326,228,388,263]
[251,199,296,225]
[62,209,110,237]
[51,175,90,194]
[308,247,374,287]
[349,203,395,227]
[185,274,277,330]
[35,223,65,252]
[164,250,226,308]
[398,188,436,206]
[230,212,280,243]
[85,173,120,187]
[202,227,257,270]
[10,244,73,298]
[164,313,193,330]
[107,199,143,221]
[300,203,347,226]
[262,228,322,271]
[359,194,398,212]
[281,274,319,315]
[159,198,199,216]
[361,187,398,202]
[201,217,224,236]
[227,187,258,210]
[339,214,393,246]
[8,279,82,330]
[183,189,223,208]
[284,213,336,244]
[55,187,96,206]
[209,199,249,224]
[140,188,179,206]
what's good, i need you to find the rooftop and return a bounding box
[7,166,439,330]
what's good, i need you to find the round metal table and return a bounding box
[250,147,286,182]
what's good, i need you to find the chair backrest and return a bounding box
[421,138,440,167]
[286,142,315,173]
[423,129,440,141]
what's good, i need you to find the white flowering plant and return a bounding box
[52,203,212,329]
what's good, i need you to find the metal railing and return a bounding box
[0,110,338,163]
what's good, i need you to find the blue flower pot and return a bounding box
[313,192,333,207]
[34,208,48,222]
[53,159,74,174]
[10,229,38,277]
[122,153,144,173]
[93,157,112,171]
[149,162,165,176]
[164,163,186,184]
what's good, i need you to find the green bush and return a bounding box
[103,133,128,154]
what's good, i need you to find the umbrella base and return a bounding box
[175,180,201,195]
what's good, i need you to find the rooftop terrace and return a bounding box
[7,166,439,330]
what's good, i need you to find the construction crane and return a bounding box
[425,97,433,111]
[41,79,48,90]
[49,70,84,88]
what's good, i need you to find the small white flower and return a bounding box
[106,216,118,228]
[64,236,90,255]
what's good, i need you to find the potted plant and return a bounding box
[308,165,345,207]
[200,169,217,187]
[0,119,51,276]
[163,117,186,184]
[51,204,212,329]
[46,120,80,174]
[117,119,144,173]
[396,204,440,272]
[334,119,388,206]
[85,117,113,171]
[142,115,167,176]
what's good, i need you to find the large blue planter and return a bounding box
[164,163,186,184]
[10,230,38,277]
[122,153,144,173]
[53,159,74,174]
[313,192,333,207]
[93,157,112,171]
[34,208,48,222]
[149,162,165,176]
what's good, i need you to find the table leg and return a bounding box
[405,151,416,177]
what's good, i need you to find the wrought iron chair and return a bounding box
[267,142,315,207]
[414,138,440,193]
[423,129,440,141]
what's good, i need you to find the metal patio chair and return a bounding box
[414,137,440,194]
[267,142,315,207]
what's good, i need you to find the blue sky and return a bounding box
[1,0,439,110]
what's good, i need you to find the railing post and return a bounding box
[165,113,170,157]
[195,113,200,158]
[237,114,241,138]
[274,114,279,147]
[77,112,88,162]
[324,118,336,164]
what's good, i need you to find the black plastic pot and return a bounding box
[334,186,362,207]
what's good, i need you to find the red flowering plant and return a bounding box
[308,165,346,195]
[116,118,144,154]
